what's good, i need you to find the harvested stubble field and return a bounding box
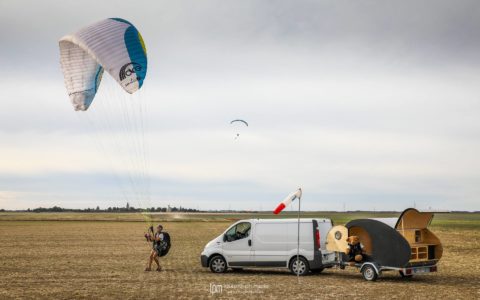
[0,212,479,299]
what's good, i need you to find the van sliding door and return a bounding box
[252,222,288,267]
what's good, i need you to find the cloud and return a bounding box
[0,0,479,210]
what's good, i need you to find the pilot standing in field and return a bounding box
[145,225,165,271]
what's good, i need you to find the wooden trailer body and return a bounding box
[394,208,443,266]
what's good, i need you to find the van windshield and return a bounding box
[225,222,251,242]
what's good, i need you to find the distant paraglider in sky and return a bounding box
[230,119,248,139]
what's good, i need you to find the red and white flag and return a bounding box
[273,188,302,214]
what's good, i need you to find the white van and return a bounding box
[200,218,334,275]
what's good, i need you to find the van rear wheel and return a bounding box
[209,255,227,273]
[289,257,310,276]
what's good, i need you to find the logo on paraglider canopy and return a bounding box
[119,62,142,83]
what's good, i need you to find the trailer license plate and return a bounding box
[414,267,430,274]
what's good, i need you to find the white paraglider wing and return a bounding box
[59,18,147,111]
[58,18,152,225]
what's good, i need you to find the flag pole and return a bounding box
[273,188,302,281]
[296,193,301,283]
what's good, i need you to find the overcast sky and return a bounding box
[0,0,479,211]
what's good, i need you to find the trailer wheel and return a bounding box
[361,265,378,281]
[399,271,413,278]
[209,255,227,273]
[289,257,310,276]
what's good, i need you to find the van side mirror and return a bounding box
[223,234,227,242]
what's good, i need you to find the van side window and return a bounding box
[225,222,251,242]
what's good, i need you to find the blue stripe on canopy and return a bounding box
[124,26,147,88]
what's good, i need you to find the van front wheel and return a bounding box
[209,255,227,273]
[289,257,310,276]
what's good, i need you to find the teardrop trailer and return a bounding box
[325,208,443,281]
[200,208,442,281]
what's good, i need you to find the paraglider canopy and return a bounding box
[58,18,153,226]
[59,18,147,111]
[230,119,248,126]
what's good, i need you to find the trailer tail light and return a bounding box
[430,266,437,272]
[405,268,412,275]
[315,228,320,249]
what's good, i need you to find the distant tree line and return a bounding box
[105,206,200,213]
[2,204,201,213]
[0,207,478,213]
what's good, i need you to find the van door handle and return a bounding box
[248,239,252,246]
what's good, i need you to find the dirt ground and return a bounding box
[0,217,479,299]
